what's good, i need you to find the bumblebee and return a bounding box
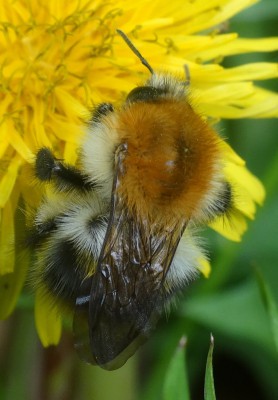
[27,30,232,370]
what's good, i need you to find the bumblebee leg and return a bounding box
[35,147,97,191]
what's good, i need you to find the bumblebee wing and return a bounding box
[73,145,185,370]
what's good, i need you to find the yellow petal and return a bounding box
[47,114,83,144]
[198,257,211,278]
[0,156,22,208]
[210,209,248,242]
[196,82,255,103]
[213,63,278,81]
[55,88,88,120]
[220,141,245,166]
[191,37,278,62]
[183,0,258,35]
[0,120,10,159]
[63,141,79,165]
[8,122,34,163]
[35,288,62,347]
[225,163,265,207]
[209,140,265,240]
[0,249,29,319]
[30,98,54,149]
[222,36,278,54]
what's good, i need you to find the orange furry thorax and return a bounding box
[116,98,221,222]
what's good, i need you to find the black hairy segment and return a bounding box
[88,215,108,235]
[212,181,233,216]
[90,103,114,123]
[26,218,57,248]
[126,86,167,103]
[42,240,89,305]
[35,147,56,181]
[35,147,97,192]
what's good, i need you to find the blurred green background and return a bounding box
[0,1,277,399]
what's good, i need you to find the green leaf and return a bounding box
[182,280,274,354]
[254,267,278,353]
[163,336,190,400]
[204,335,216,400]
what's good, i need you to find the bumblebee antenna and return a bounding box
[116,29,154,74]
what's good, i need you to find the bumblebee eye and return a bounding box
[126,86,166,103]
[91,103,114,123]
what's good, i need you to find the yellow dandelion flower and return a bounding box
[0,0,277,347]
